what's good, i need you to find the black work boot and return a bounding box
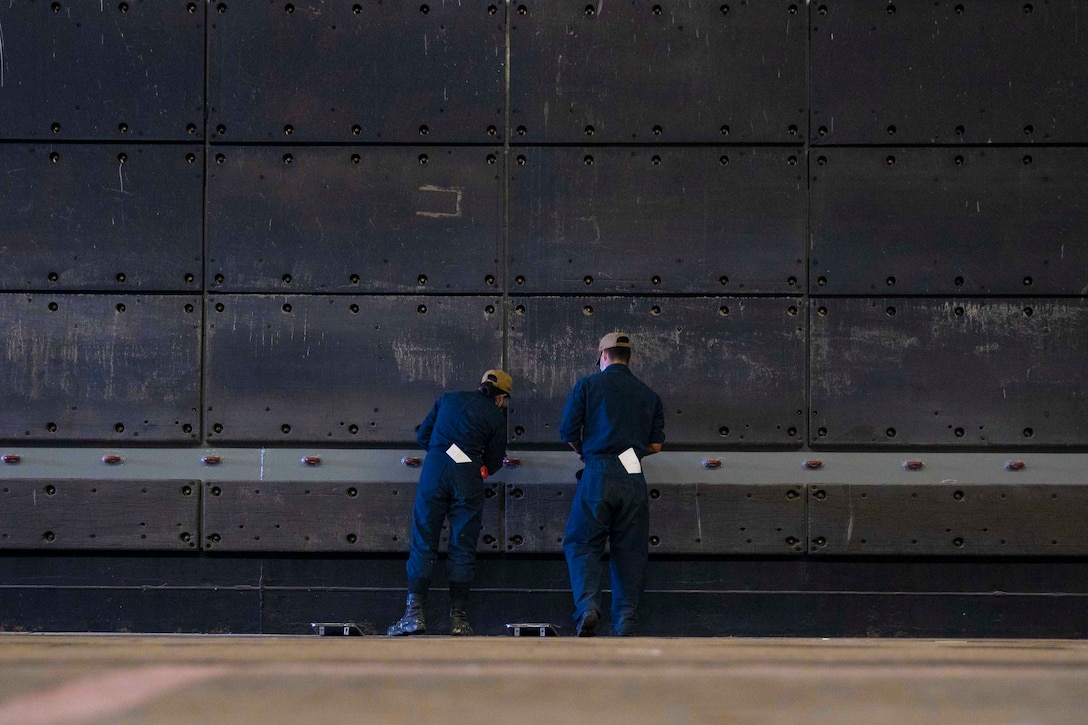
[387,593,426,636]
[576,609,599,637]
[449,608,474,636]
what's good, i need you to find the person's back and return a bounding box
[570,364,662,458]
[418,390,506,474]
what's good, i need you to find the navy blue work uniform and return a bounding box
[407,390,507,594]
[559,363,665,635]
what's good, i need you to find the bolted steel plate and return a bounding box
[0,144,204,292]
[0,294,202,443]
[810,147,1088,295]
[201,480,502,553]
[507,296,806,447]
[509,147,806,294]
[207,146,501,293]
[510,0,806,143]
[810,298,1088,448]
[811,0,1088,145]
[204,294,503,444]
[0,479,200,551]
[208,1,505,143]
[0,1,205,140]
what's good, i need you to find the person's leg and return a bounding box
[445,471,486,635]
[389,460,451,636]
[563,462,611,635]
[607,474,649,636]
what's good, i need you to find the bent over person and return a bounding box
[387,369,512,636]
[559,333,664,636]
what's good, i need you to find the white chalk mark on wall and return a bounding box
[416,185,463,219]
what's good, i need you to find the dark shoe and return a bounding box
[449,609,474,636]
[576,609,599,637]
[387,593,426,636]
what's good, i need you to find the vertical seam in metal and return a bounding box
[503,0,511,370]
[201,0,211,450]
[804,0,813,455]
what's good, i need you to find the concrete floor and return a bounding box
[1,635,1087,724]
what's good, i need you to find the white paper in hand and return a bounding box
[446,443,472,464]
[618,447,642,475]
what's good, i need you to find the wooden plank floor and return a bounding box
[1,634,1087,724]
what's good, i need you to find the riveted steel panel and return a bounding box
[201,480,502,553]
[503,482,572,553]
[809,483,1088,556]
[507,297,806,446]
[810,298,1088,447]
[647,483,805,555]
[207,146,501,293]
[510,1,806,143]
[810,148,1088,295]
[0,145,204,292]
[504,482,805,555]
[204,295,503,443]
[811,0,1088,145]
[0,1,205,141]
[509,147,805,294]
[0,294,202,443]
[208,1,504,143]
[0,479,199,551]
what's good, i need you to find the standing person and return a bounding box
[387,369,513,637]
[559,333,664,637]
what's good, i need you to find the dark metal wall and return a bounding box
[1,0,1087,637]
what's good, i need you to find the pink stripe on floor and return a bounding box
[0,664,230,725]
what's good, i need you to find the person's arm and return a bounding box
[644,394,665,456]
[481,414,507,475]
[558,380,586,456]
[416,398,441,450]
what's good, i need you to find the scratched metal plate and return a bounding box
[510,1,806,143]
[507,297,807,447]
[504,482,804,555]
[810,148,1088,295]
[201,480,502,553]
[208,1,505,143]
[0,145,204,292]
[811,0,1088,144]
[207,146,501,293]
[204,295,503,443]
[508,147,806,294]
[0,1,205,140]
[809,484,1088,556]
[810,298,1088,447]
[0,294,202,443]
[0,480,200,551]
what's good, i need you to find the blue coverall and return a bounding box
[407,390,507,596]
[559,363,665,635]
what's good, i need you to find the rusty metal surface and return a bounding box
[208,1,505,143]
[204,294,503,443]
[508,147,805,294]
[0,479,199,551]
[810,297,1088,448]
[0,294,202,443]
[507,296,806,446]
[207,146,501,293]
[510,0,806,143]
[0,1,205,141]
[810,147,1088,295]
[201,480,502,554]
[811,0,1088,145]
